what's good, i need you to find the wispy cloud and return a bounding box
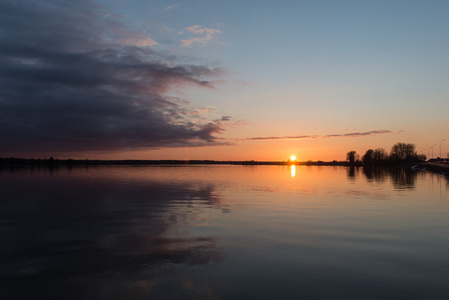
[164,3,180,10]
[185,25,220,35]
[0,0,230,154]
[324,130,392,138]
[246,130,393,141]
[247,135,317,141]
[181,25,221,47]
[106,20,157,47]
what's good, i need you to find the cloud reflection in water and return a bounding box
[0,166,225,299]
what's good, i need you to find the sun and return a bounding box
[290,155,296,162]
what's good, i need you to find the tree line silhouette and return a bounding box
[347,142,427,165]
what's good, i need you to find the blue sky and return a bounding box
[1,0,448,160]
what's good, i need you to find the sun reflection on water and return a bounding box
[290,165,296,177]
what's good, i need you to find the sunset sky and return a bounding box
[1,0,448,161]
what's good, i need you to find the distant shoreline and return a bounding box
[0,157,355,167]
[1,158,448,176]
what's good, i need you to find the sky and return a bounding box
[1,0,448,161]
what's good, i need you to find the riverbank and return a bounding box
[412,162,449,177]
[0,157,355,167]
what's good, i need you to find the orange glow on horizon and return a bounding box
[53,135,401,162]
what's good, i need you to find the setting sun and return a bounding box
[290,155,296,162]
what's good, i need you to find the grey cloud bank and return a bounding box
[0,0,228,154]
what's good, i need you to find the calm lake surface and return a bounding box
[1,165,449,299]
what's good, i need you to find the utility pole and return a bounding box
[440,139,445,159]
[431,144,436,159]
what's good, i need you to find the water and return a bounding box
[1,165,448,299]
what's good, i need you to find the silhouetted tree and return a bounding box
[347,142,427,167]
[373,148,388,163]
[346,151,357,164]
[389,142,419,162]
[362,149,374,165]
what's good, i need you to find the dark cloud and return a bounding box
[323,130,392,138]
[0,0,229,154]
[246,130,392,141]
